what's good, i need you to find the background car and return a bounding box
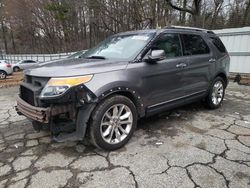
[0,60,13,79]
[13,60,39,72]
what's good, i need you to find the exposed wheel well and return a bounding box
[216,73,228,87]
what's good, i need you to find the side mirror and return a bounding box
[145,49,166,63]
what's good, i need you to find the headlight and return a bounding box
[40,75,93,98]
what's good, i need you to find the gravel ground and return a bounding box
[0,83,250,188]
[0,72,23,89]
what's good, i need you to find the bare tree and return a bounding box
[0,0,8,53]
[165,0,203,26]
[0,0,249,54]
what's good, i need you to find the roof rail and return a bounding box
[164,25,214,34]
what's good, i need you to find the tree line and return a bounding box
[0,0,250,54]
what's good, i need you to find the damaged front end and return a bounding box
[16,74,97,142]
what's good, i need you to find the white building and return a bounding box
[214,27,250,74]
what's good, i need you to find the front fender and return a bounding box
[84,71,145,117]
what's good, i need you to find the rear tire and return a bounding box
[89,95,137,150]
[204,77,225,109]
[13,66,20,72]
[0,70,7,80]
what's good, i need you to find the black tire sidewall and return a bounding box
[0,71,7,79]
[206,77,225,109]
[90,95,137,150]
[14,67,19,72]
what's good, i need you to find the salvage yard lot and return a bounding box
[0,72,23,88]
[0,83,250,188]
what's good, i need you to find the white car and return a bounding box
[13,60,39,72]
[0,60,13,79]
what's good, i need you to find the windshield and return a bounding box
[82,32,155,60]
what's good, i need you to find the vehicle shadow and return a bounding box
[137,101,206,136]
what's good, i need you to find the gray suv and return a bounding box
[16,26,230,150]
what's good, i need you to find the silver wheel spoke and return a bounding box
[103,125,112,137]
[105,112,112,120]
[101,122,110,126]
[115,128,121,141]
[107,126,115,143]
[113,106,119,116]
[117,105,125,117]
[120,120,131,125]
[120,112,131,120]
[118,125,128,135]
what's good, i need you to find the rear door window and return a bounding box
[24,60,36,63]
[27,60,34,63]
[181,34,210,55]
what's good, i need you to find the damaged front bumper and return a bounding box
[16,95,96,142]
[16,95,50,123]
[16,95,76,124]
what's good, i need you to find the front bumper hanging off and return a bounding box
[16,96,50,123]
[16,95,96,142]
[16,96,76,123]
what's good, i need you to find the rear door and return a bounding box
[180,33,214,95]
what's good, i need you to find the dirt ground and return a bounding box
[0,83,250,188]
[0,72,23,89]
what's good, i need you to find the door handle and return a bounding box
[209,58,216,63]
[176,63,187,68]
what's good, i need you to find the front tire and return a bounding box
[0,70,7,80]
[205,77,225,109]
[89,95,137,150]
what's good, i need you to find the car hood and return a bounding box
[25,58,129,77]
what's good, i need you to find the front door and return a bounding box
[127,33,188,108]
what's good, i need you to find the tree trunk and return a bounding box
[1,20,8,53]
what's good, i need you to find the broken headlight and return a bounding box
[40,75,93,98]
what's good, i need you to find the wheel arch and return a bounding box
[13,66,20,70]
[215,72,228,87]
[96,88,145,118]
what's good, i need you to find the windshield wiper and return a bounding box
[85,56,106,60]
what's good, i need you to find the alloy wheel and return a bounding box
[100,104,133,144]
[0,72,6,79]
[211,80,224,105]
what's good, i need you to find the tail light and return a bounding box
[6,64,11,68]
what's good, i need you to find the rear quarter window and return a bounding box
[181,34,210,55]
[210,37,226,53]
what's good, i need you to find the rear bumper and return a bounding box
[5,67,13,75]
[16,96,50,123]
